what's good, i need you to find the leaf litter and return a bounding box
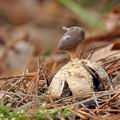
[0,33,120,120]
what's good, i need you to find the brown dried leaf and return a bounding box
[91,44,120,61]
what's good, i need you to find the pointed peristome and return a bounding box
[62,26,70,31]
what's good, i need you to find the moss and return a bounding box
[0,104,72,120]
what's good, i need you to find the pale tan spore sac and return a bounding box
[48,58,94,98]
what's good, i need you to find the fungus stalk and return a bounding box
[69,50,77,60]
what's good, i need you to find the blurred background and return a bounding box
[0,0,120,76]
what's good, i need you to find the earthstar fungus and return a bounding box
[48,26,111,99]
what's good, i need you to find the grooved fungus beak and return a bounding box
[58,26,85,60]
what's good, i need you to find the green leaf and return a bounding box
[59,0,105,30]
